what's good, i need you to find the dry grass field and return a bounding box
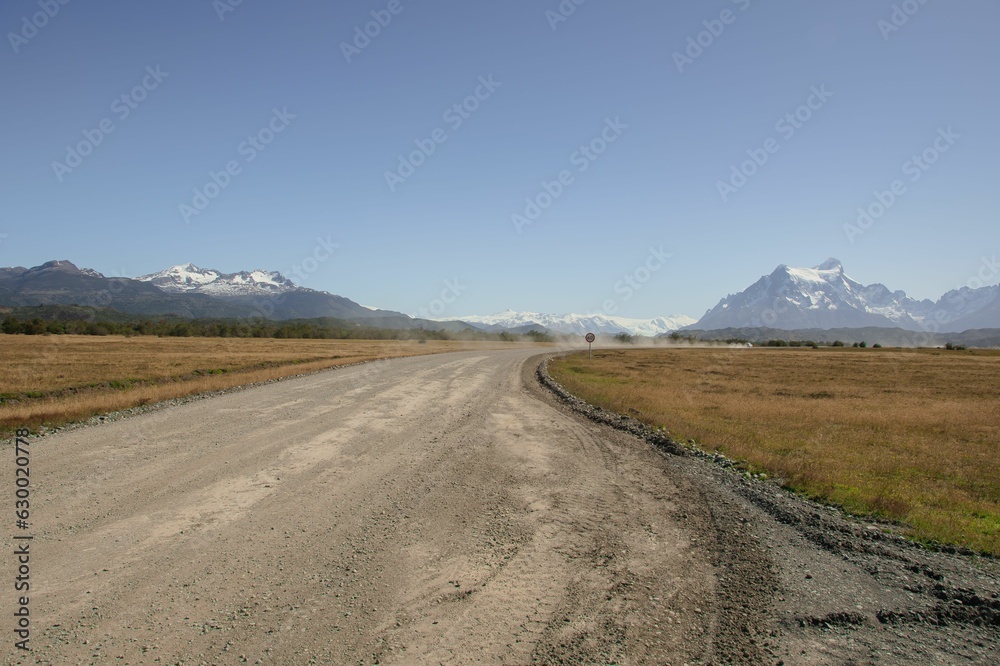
[550,346,1000,555]
[0,335,535,433]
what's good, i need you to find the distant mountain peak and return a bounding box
[138,264,299,296]
[0,258,424,324]
[693,259,911,330]
[445,311,696,336]
[31,260,105,278]
[36,259,79,271]
[816,257,843,271]
[690,258,1000,332]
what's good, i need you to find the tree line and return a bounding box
[0,313,553,343]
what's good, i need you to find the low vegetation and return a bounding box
[549,347,1000,555]
[0,335,539,434]
[0,305,554,342]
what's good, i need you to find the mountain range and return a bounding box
[446,310,696,337]
[688,258,999,333]
[1,260,249,319]
[1,258,998,336]
[135,263,401,322]
[0,261,467,331]
[138,266,697,336]
[138,263,299,297]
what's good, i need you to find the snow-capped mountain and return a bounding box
[131,263,469,329]
[690,258,1000,332]
[449,310,696,337]
[7,258,997,335]
[134,263,424,322]
[0,260,259,318]
[137,263,299,297]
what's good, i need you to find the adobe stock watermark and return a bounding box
[345,341,409,389]
[716,84,833,203]
[385,75,502,192]
[673,0,752,74]
[73,267,130,310]
[745,281,796,329]
[341,0,412,64]
[905,253,997,348]
[964,254,1000,291]
[545,0,588,31]
[412,278,467,320]
[601,246,672,315]
[51,66,170,183]
[511,116,628,234]
[286,235,340,286]
[878,0,931,41]
[844,126,958,244]
[214,0,248,22]
[7,0,73,54]
[178,107,296,224]
[245,235,340,323]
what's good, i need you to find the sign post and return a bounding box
[585,332,595,360]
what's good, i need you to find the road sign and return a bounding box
[585,333,595,343]
[585,332,595,359]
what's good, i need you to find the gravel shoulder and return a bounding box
[4,349,997,664]
[539,355,1000,664]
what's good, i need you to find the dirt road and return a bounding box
[6,350,998,664]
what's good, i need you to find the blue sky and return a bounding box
[1,1,997,319]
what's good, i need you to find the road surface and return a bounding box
[7,349,998,664]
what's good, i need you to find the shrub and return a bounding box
[525,330,553,342]
[1,317,23,334]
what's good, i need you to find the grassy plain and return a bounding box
[549,346,1000,555]
[0,335,536,433]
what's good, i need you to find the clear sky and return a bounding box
[1,1,997,319]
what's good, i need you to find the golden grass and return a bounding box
[0,335,539,433]
[550,347,1000,555]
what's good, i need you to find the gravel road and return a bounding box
[6,349,998,664]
